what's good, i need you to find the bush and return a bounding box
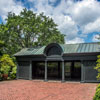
[0,54,16,80]
[94,55,100,80]
[9,66,17,79]
[93,84,100,100]
[0,72,3,81]
[96,84,100,91]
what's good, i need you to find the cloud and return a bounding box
[92,34,100,42]
[30,0,100,43]
[0,0,24,20]
[83,18,100,33]
[67,0,100,34]
[49,0,57,3]
[30,0,79,42]
[69,0,100,26]
[53,15,78,40]
[48,0,60,6]
[1,0,100,44]
[66,37,84,44]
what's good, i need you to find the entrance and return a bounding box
[47,62,62,80]
[32,61,45,79]
[32,61,81,81]
[65,61,81,80]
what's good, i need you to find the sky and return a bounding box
[0,0,100,44]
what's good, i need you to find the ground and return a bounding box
[0,80,98,100]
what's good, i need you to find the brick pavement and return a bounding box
[0,80,98,100]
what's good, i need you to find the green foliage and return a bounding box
[0,54,16,80]
[96,84,100,91]
[9,66,17,79]
[0,40,4,47]
[0,8,65,55]
[93,84,100,100]
[94,55,100,80]
[0,8,65,80]
[0,40,5,56]
[0,72,3,80]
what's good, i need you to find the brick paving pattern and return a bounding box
[0,80,98,100]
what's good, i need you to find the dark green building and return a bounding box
[14,42,100,82]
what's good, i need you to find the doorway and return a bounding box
[65,61,81,81]
[32,61,62,80]
[32,61,45,79]
[47,62,62,80]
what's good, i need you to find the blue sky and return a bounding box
[0,0,100,44]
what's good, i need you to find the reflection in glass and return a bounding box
[65,62,71,79]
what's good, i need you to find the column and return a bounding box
[71,61,74,79]
[58,62,60,79]
[16,62,19,79]
[29,60,32,80]
[62,61,65,82]
[81,60,84,82]
[45,60,47,81]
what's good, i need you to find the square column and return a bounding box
[45,60,47,81]
[16,62,19,79]
[58,62,61,79]
[29,60,32,80]
[62,61,65,82]
[81,60,85,83]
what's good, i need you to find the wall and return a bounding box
[17,61,30,79]
[83,60,100,82]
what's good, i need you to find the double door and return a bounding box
[65,61,81,80]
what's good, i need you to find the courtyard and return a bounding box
[0,80,98,100]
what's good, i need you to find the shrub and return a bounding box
[0,72,3,81]
[94,55,100,80]
[0,54,16,80]
[96,84,100,91]
[93,84,100,100]
[9,66,17,79]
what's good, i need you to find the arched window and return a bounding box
[44,43,63,56]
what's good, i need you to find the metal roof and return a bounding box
[14,42,100,56]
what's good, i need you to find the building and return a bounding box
[14,42,100,82]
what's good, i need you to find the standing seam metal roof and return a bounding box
[14,42,100,56]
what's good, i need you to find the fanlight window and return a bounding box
[44,43,63,56]
[47,46,62,56]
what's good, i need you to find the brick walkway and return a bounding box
[0,80,98,100]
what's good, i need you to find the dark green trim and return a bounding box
[16,62,19,79]
[62,61,65,82]
[29,60,32,80]
[44,60,47,81]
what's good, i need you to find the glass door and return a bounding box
[65,62,71,79]
[64,61,81,80]
[73,62,81,79]
[48,62,58,79]
[32,62,45,79]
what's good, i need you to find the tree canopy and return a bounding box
[0,40,5,56]
[0,8,65,55]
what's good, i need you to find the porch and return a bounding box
[32,61,81,82]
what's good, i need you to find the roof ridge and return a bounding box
[14,42,100,56]
[62,42,100,45]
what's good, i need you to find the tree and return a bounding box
[0,8,65,55]
[94,55,100,80]
[0,40,5,56]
